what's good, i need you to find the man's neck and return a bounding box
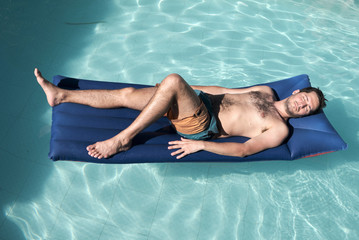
[274,100,290,121]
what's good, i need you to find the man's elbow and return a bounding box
[225,143,250,158]
[234,144,264,158]
[234,148,249,158]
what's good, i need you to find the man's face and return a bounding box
[285,91,320,118]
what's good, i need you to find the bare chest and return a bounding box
[219,91,276,115]
[214,92,281,137]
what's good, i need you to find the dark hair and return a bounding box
[300,87,327,114]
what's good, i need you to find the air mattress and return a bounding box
[49,74,347,164]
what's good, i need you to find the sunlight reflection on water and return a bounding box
[3,0,359,239]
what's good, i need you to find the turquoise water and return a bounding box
[0,0,358,239]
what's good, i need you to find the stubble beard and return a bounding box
[285,98,301,118]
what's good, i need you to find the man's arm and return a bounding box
[168,125,289,159]
[191,85,273,95]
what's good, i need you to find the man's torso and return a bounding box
[208,90,288,138]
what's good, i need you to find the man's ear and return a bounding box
[292,89,300,95]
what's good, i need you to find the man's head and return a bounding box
[284,87,327,118]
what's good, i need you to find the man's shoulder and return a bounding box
[223,85,275,96]
[242,85,276,100]
[253,85,274,95]
[271,119,290,138]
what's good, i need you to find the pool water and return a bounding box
[0,0,358,239]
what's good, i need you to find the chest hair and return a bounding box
[249,91,277,118]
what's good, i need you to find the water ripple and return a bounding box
[3,0,359,239]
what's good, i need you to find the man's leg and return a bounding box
[86,73,202,159]
[34,68,156,110]
[35,68,202,159]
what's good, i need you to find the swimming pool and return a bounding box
[0,0,358,239]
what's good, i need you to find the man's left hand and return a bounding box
[168,138,204,159]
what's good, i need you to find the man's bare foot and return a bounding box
[86,135,132,159]
[34,68,64,107]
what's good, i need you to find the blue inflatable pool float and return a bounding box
[49,74,347,163]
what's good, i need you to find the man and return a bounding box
[35,68,326,160]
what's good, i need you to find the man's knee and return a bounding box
[161,73,186,89]
[166,73,183,80]
[118,87,136,102]
[122,87,136,96]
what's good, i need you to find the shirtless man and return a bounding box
[35,68,326,159]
